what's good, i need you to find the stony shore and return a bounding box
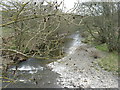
[47,44,119,88]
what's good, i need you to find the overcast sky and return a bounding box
[1,0,119,11]
[59,0,90,9]
[48,0,91,10]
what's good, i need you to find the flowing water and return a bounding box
[2,31,82,88]
[67,31,82,54]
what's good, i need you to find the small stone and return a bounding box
[78,86,82,88]
[73,84,76,87]
[64,87,68,89]
[94,56,98,59]
[101,80,103,82]
[48,81,51,84]
[66,63,68,65]
[33,78,36,81]
[80,84,84,87]
[84,79,87,82]
[79,70,83,73]
[74,68,77,71]
[97,76,100,78]
[85,49,88,52]
[35,81,38,85]
[90,65,94,67]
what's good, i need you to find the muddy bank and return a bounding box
[47,44,118,88]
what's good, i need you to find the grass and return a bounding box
[95,43,119,74]
[95,43,108,51]
[97,52,118,72]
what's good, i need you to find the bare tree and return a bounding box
[0,0,83,62]
[76,1,119,52]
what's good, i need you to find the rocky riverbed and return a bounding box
[47,44,119,88]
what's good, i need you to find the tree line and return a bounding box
[76,1,120,54]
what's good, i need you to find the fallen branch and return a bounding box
[0,49,28,59]
[0,48,60,60]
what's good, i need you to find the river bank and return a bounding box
[2,32,119,88]
[47,44,118,88]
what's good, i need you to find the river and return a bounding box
[2,31,82,88]
[2,30,118,88]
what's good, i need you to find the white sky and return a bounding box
[60,0,90,9]
[49,0,120,10]
[1,0,90,10]
[50,0,91,10]
[1,0,119,11]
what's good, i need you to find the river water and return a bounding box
[2,31,82,88]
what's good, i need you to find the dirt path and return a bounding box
[47,44,118,88]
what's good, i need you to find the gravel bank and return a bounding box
[47,44,119,88]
